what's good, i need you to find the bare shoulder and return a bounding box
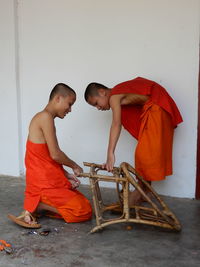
[36,110,52,119]
[109,94,124,107]
[28,110,55,143]
[31,110,53,125]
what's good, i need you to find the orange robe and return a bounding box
[24,140,92,223]
[110,77,183,181]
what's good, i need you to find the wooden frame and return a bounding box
[82,162,181,233]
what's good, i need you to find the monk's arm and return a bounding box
[41,113,82,174]
[106,96,122,171]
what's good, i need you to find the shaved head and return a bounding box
[49,83,76,101]
[84,82,108,102]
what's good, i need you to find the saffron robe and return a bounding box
[24,140,92,223]
[110,77,183,181]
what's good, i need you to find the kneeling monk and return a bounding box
[8,83,92,228]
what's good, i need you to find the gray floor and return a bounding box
[0,176,200,267]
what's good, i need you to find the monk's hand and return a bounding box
[73,164,83,176]
[67,173,81,189]
[105,153,115,172]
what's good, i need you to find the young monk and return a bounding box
[8,83,92,228]
[84,76,183,205]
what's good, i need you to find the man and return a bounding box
[84,76,183,204]
[8,83,92,228]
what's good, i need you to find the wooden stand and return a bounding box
[81,162,181,233]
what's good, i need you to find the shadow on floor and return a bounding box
[0,176,200,267]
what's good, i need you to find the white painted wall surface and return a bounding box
[0,0,199,197]
[0,0,21,176]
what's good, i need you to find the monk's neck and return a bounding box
[107,88,112,99]
[44,103,57,118]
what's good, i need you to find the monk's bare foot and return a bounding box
[8,210,41,228]
[129,189,153,206]
[129,190,144,206]
[23,210,36,225]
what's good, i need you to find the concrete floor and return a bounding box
[0,176,200,267]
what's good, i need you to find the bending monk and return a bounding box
[84,77,183,205]
[8,83,92,228]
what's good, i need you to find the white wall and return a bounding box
[0,0,199,197]
[0,0,22,176]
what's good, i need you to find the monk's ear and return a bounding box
[98,89,106,97]
[54,95,61,103]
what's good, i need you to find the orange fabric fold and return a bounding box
[41,192,92,223]
[24,140,92,222]
[110,77,183,139]
[135,101,174,181]
[109,77,182,181]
